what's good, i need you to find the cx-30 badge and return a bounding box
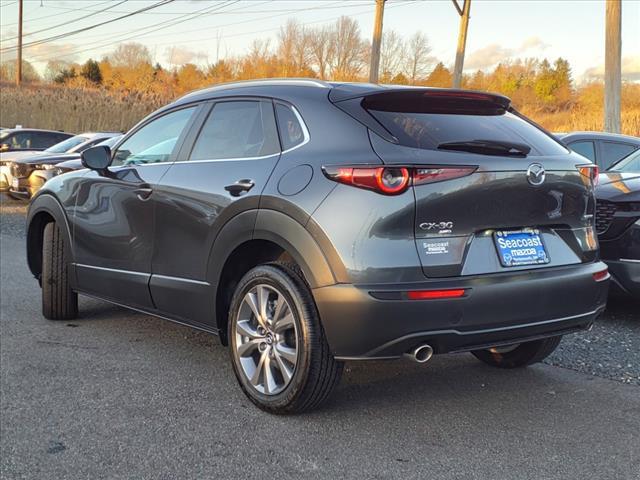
[527,163,545,186]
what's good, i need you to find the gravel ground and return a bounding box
[2,194,639,385]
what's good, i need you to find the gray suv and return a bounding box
[26,80,609,413]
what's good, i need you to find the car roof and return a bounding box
[76,132,122,139]
[560,131,640,144]
[1,128,71,134]
[172,78,510,108]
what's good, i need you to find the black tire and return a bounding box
[42,222,78,320]
[228,262,342,414]
[471,336,562,369]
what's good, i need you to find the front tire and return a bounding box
[471,336,562,368]
[228,263,342,414]
[42,222,78,320]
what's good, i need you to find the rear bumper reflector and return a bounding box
[407,289,467,300]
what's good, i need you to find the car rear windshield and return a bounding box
[364,94,567,156]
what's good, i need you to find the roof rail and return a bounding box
[178,78,331,102]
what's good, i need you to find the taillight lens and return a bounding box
[592,268,609,282]
[578,165,599,186]
[323,165,476,195]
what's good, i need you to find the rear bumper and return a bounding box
[606,259,640,297]
[313,262,609,359]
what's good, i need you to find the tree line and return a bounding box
[0,16,638,134]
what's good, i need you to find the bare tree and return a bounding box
[329,16,366,81]
[404,32,433,83]
[380,30,405,82]
[277,19,298,76]
[108,42,152,68]
[309,25,332,79]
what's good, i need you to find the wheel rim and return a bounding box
[234,284,298,395]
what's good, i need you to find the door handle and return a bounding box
[134,187,153,201]
[224,179,255,197]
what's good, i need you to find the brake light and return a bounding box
[407,289,467,300]
[323,165,476,195]
[592,268,609,282]
[578,165,599,186]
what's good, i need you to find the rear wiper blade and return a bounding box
[437,139,531,157]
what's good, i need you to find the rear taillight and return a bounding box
[592,268,609,282]
[578,164,599,186]
[323,165,477,195]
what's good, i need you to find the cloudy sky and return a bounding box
[0,0,638,82]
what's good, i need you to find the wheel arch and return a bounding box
[208,209,342,343]
[26,194,74,283]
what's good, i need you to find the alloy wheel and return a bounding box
[234,284,298,395]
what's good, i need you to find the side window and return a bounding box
[600,142,637,169]
[190,100,279,160]
[10,132,34,149]
[275,103,306,151]
[568,141,595,162]
[113,107,196,166]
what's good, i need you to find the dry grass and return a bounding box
[521,107,640,136]
[0,81,170,132]
[1,81,639,137]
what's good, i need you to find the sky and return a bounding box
[0,0,638,82]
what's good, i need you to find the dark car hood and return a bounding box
[17,152,80,166]
[596,172,640,203]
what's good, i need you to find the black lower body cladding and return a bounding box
[313,262,609,359]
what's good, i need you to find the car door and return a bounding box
[70,105,200,309]
[149,98,282,327]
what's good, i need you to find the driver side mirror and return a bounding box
[0,143,9,152]
[81,145,112,171]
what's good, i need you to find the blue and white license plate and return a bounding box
[494,229,549,267]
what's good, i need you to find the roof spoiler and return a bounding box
[329,86,512,144]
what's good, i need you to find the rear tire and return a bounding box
[42,222,78,320]
[228,262,342,414]
[471,336,562,368]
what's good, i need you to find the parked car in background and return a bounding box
[595,149,640,297]
[14,135,122,200]
[559,132,640,170]
[0,128,73,153]
[26,80,608,413]
[2,132,120,197]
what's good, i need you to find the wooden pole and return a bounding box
[604,0,621,133]
[369,0,386,83]
[452,0,471,89]
[16,0,23,86]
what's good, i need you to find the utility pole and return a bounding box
[369,0,386,83]
[452,0,471,89]
[16,0,23,86]
[604,0,621,133]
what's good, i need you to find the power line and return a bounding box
[1,0,176,53]
[28,0,366,62]
[0,0,114,28]
[26,0,242,62]
[2,0,128,42]
[28,0,418,64]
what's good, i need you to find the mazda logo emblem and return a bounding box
[526,163,545,186]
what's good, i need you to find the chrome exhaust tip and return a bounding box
[404,344,434,364]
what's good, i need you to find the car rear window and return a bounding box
[364,94,567,156]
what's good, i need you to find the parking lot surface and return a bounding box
[1,198,639,479]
